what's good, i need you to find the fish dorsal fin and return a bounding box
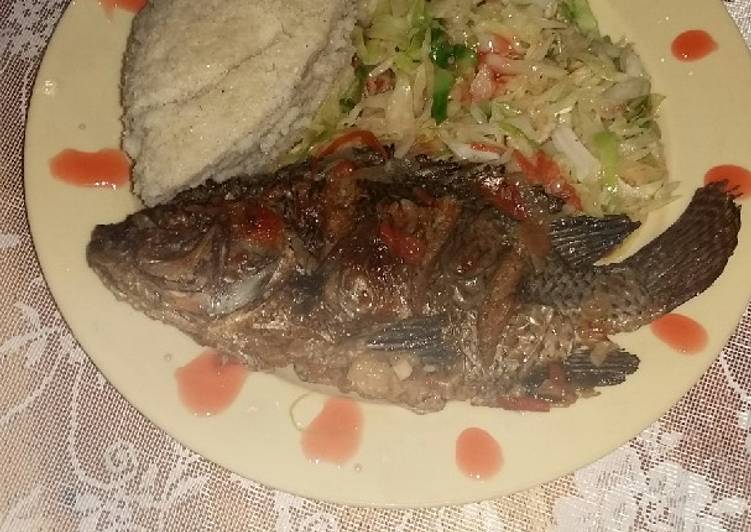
[549,215,640,269]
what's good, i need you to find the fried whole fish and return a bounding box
[87,149,741,412]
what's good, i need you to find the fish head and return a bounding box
[87,199,289,320]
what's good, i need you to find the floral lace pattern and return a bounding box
[1,1,750,530]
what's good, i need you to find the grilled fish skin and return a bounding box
[87,150,741,413]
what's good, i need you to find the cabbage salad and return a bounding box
[295,0,673,218]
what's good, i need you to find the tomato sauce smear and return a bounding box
[671,30,717,62]
[301,397,363,465]
[650,313,708,354]
[455,427,503,480]
[175,350,248,416]
[49,148,130,188]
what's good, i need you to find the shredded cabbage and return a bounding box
[295,0,673,218]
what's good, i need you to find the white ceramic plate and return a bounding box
[24,0,751,507]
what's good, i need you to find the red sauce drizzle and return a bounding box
[455,427,503,480]
[245,204,284,246]
[316,129,388,160]
[301,397,362,464]
[483,182,526,221]
[651,313,708,354]
[378,221,425,265]
[100,0,148,15]
[175,350,248,416]
[227,201,284,247]
[704,165,751,199]
[49,148,130,188]
[671,30,717,62]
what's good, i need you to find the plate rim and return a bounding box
[22,0,751,507]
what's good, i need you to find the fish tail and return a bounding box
[624,182,740,315]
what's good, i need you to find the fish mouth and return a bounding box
[86,224,130,279]
[87,222,214,326]
[87,223,152,307]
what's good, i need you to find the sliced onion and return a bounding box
[551,126,601,181]
[385,72,415,139]
[620,47,646,78]
[440,136,502,162]
[483,55,568,79]
[601,78,650,105]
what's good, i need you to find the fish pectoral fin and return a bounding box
[549,215,640,268]
[364,315,457,361]
[563,343,640,387]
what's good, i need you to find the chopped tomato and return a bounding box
[496,396,551,412]
[378,222,425,265]
[328,159,356,179]
[513,150,582,210]
[317,129,388,160]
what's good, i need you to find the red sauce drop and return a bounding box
[175,350,248,416]
[49,148,130,188]
[301,397,362,464]
[455,427,503,480]
[651,313,708,354]
[671,30,717,62]
[704,165,751,199]
[100,0,148,15]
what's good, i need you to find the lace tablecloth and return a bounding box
[2,1,750,530]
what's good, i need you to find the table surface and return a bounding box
[2,1,751,530]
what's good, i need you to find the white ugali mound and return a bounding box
[122,0,356,206]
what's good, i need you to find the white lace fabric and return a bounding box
[1,1,750,530]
